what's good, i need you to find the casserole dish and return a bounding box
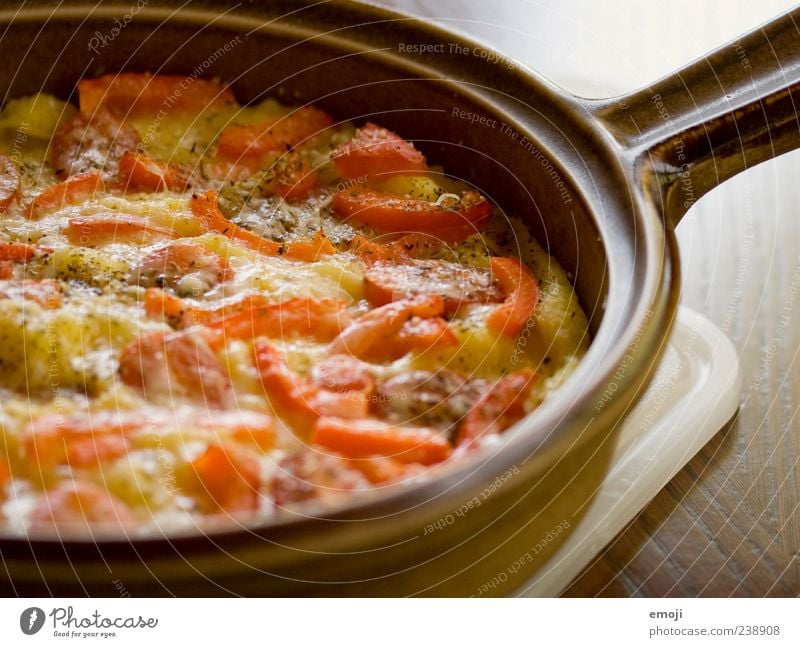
[1,0,798,595]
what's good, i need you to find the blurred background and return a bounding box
[375,0,800,596]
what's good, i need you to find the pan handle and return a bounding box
[586,7,800,227]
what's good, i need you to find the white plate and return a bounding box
[517,306,741,596]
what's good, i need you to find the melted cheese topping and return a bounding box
[0,89,589,535]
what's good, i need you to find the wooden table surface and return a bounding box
[380,0,800,596]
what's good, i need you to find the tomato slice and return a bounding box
[23,412,134,470]
[332,122,427,180]
[25,409,274,470]
[132,240,232,293]
[379,316,458,360]
[351,315,458,362]
[119,329,233,409]
[271,452,368,506]
[253,341,369,432]
[456,370,536,448]
[331,186,492,239]
[143,290,270,329]
[0,154,20,212]
[328,295,445,359]
[143,291,346,335]
[119,151,187,192]
[310,355,374,395]
[486,257,540,337]
[24,171,103,219]
[65,214,178,245]
[51,110,140,178]
[207,297,351,345]
[312,417,452,465]
[363,259,503,313]
[346,232,444,265]
[78,73,235,116]
[29,481,135,531]
[216,106,333,159]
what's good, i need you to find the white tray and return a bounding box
[517,306,742,596]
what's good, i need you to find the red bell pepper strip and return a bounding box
[312,417,452,465]
[331,186,491,240]
[486,257,540,337]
